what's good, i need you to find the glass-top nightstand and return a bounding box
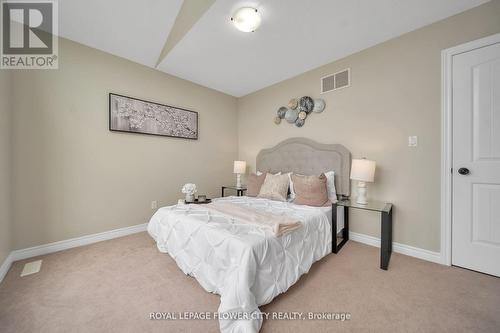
[221,186,247,197]
[332,199,393,270]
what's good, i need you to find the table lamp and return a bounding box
[233,161,246,189]
[350,158,376,205]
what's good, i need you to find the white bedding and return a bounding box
[147,196,337,332]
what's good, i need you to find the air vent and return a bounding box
[321,68,350,93]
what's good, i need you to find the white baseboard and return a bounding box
[2,225,442,284]
[0,223,148,284]
[0,252,14,284]
[349,231,443,264]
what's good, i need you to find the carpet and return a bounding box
[0,232,499,332]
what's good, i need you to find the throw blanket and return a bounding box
[204,202,302,236]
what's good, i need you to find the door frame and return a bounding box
[441,32,500,266]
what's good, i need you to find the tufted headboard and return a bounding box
[256,138,352,198]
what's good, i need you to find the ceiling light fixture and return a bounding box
[231,7,261,32]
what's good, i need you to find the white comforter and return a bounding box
[147,196,332,332]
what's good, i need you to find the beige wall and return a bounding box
[10,38,238,249]
[0,70,12,263]
[237,1,500,252]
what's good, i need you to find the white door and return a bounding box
[452,41,500,277]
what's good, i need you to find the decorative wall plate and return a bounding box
[274,96,324,127]
[277,106,287,119]
[287,98,298,110]
[285,108,298,123]
[312,99,325,113]
[299,96,314,113]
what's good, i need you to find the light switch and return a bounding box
[408,136,418,147]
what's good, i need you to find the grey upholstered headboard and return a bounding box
[256,137,352,198]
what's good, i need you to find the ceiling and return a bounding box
[59,0,184,68]
[59,0,489,97]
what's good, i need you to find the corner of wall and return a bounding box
[0,69,13,268]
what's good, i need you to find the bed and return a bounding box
[147,138,351,332]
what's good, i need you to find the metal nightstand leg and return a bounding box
[343,206,349,242]
[332,204,349,254]
[332,203,337,253]
[380,207,393,270]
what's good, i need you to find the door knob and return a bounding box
[458,168,470,175]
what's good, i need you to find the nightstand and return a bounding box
[332,199,393,270]
[221,186,247,197]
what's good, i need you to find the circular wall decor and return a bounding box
[299,96,314,113]
[312,99,325,113]
[277,106,287,119]
[298,111,307,120]
[285,108,298,123]
[287,98,298,110]
[274,116,281,124]
[295,118,305,127]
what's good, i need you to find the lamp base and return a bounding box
[356,181,368,205]
[236,174,242,189]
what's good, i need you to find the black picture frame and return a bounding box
[108,93,199,140]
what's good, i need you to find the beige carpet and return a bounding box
[0,232,499,333]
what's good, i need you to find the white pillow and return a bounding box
[287,172,296,201]
[256,171,281,176]
[324,171,337,203]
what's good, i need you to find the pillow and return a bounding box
[258,173,290,202]
[324,171,338,203]
[256,171,281,176]
[288,171,337,202]
[247,172,267,197]
[292,173,329,207]
[287,172,296,201]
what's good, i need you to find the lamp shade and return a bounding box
[233,161,246,174]
[350,159,376,182]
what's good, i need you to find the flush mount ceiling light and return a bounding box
[231,7,261,32]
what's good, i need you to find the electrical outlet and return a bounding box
[151,200,158,210]
[408,136,418,147]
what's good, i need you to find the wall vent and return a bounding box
[321,68,350,93]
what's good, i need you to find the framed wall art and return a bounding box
[109,93,198,140]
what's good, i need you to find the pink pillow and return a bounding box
[247,172,267,197]
[292,173,329,206]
